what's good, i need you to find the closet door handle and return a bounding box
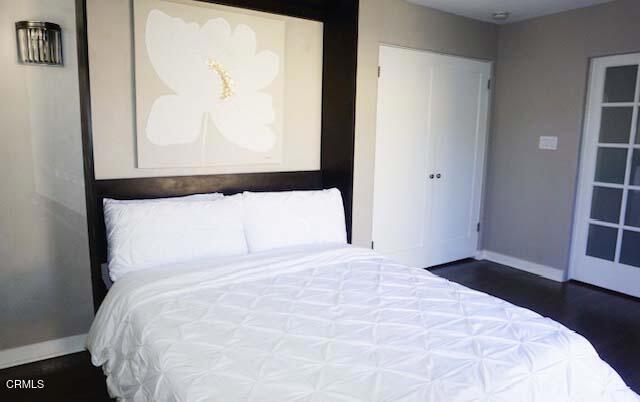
[429,174,435,179]
[436,173,442,179]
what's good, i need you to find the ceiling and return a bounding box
[405,0,615,24]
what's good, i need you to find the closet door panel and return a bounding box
[428,58,491,266]
[372,46,491,268]
[372,46,435,268]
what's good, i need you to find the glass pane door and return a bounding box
[572,53,640,297]
[587,64,640,266]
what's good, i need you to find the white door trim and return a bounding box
[568,55,602,282]
[378,43,494,64]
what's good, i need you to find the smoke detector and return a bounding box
[492,11,510,21]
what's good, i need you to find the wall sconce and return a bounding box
[15,21,63,66]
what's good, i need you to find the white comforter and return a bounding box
[88,246,639,402]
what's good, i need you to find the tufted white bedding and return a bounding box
[87,246,639,402]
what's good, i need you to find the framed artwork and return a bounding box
[133,0,285,168]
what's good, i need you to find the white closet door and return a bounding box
[570,53,640,298]
[373,45,491,268]
[372,45,435,268]
[428,57,491,266]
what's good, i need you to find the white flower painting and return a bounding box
[134,1,285,168]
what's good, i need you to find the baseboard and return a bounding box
[0,334,87,370]
[475,250,567,282]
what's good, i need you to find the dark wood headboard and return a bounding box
[91,171,323,302]
[75,0,358,310]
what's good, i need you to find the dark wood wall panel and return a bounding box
[95,171,323,200]
[321,0,359,242]
[76,0,359,309]
[76,0,102,309]
[196,0,327,20]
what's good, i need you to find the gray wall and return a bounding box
[483,0,640,272]
[0,0,93,350]
[352,0,498,247]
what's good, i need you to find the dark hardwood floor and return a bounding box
[0,351,112,401]
[1,259,638,401]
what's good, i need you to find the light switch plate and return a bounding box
[539,136,558,150]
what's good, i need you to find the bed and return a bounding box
[87,241,638,401]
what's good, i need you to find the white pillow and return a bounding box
[104,196,247,281]
[103,193,223,205]
[242,188,347,252]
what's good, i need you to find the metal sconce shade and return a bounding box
[15,21,63,66]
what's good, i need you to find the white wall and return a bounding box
[0,0,93,350]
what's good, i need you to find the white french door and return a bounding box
[571,53,640,297]
[372,45,491,268]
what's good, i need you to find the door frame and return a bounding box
[568,52,640,294]
[568,54,601,282]
[372,44,494,265]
